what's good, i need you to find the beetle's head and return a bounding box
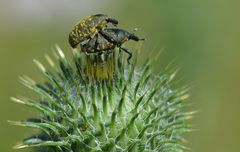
[106,17,118,26]
[128,34,145,41]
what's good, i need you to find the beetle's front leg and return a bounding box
[119,46,132,64]
[99,30,117,45]
[94,33,100,50]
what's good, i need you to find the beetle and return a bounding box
[69,14,118,48]
[80,28,145,63]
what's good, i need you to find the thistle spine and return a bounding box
[10,46,193,152]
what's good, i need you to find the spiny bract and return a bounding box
[10,46,193,152]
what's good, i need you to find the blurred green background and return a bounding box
[1,0,240,151]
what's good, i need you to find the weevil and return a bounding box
[80,28,145,63]
[69,14,118,48]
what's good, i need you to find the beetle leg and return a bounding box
[94,34,99,50]
[99,30,117,45]
[80,43,88,54]
[106,18,118,26]
[81,35,99,54]
[119,46,132,64]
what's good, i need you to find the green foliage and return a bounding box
[10,46,193,152]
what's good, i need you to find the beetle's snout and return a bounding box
[106,18,118,26]
[129,34,145,41]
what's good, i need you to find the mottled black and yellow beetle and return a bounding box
[69,14,118,48]
[81,28,145,63]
